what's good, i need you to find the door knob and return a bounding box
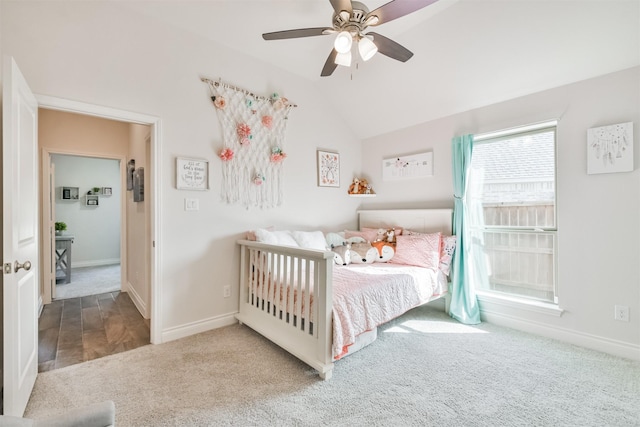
[14,260,32,273]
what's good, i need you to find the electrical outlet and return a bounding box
[223,285,231,298]
[614,305,629,322]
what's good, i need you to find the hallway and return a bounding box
[38,291,149,372]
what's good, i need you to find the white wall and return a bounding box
[361,67,640,358]
[1,1,363,339]
[52,154,121,266]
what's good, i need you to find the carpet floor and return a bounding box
[55,264,121,300]
[24,305,639,426]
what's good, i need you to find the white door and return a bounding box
[2,56,39,416]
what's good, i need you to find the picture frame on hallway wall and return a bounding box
[317,150,340,187]
[587,122,634,174]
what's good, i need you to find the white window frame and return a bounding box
[471,121,561,314]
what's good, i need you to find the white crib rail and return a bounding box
[237,240,334,379]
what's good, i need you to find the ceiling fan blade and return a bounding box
[366,0,438,26]
[321,49,339,77]
[329,0,353,15]
[263,27,333,40]
[368,32,414,62]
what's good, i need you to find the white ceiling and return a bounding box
[123,0,639,139]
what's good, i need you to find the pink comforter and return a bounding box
[331,263,443,360]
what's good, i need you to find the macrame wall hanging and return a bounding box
[202,77,296,209]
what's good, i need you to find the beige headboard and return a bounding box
[357,209,453,235]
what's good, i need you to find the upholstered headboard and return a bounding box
[357,209,453,235]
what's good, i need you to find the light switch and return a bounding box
[185,198,199,211]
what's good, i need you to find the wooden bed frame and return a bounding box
[236,209,453,380]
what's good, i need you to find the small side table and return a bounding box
[55,235,74,284]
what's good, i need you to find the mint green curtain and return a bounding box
[449,134,481,324]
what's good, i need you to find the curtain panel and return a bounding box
[449,134,481,325]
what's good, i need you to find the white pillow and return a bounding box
[254,229,299,247]
[291,230,327,250]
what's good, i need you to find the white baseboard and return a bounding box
[72,258,120,268]
[161,312,238,343]
[481,309,640,361]
[126,282,148,319]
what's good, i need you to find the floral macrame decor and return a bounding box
[203,77,296,209]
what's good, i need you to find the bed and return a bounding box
[236,209,453,380]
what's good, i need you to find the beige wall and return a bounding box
[39,109,129,156]
[361,67,640,358]
[127,123,151,317]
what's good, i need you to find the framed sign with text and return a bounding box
[176,157,210,190]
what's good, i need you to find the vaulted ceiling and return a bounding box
[124,0,639,139]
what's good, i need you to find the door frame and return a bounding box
[36,94,163,344]
[42,150,127,303]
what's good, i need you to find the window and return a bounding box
[468,122,557,304]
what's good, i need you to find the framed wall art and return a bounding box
[176,157,210,190]
[382,151,434,181]
[587,122,633,174]
[317,150,340,187]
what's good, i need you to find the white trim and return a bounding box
[35,94,163,345]
[481,310,640,361]
[477,291,564,317]
[126,283,148,319]
[70,258,121,269]
[161,312,238,343]
[474,119,558,141]
[36,95,157,125]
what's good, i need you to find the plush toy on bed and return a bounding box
[331,243,351,266]
[325,232,347,249]
[349,242,377,264]
[371,240,395,262]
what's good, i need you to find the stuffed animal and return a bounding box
[386,229,396,244]
[348,177,372,195]
[325,232,347,249]
[371,240,395,262]
[348,178,360,194]
[331,243,351,266]
[349,242,377,264]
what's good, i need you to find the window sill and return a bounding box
[476,291,564,317]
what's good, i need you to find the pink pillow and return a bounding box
[390,233,441,269]
[439,235,457,276]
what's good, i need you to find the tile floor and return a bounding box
[38,291,150,372]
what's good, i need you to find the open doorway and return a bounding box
[51,154,122,300]
[38,106,156,371]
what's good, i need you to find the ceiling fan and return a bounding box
[262,0,439,77]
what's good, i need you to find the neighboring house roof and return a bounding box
[471,131,555,203]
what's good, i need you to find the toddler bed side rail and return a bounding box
[236,239,335,380]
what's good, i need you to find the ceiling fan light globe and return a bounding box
[334,31,353,54]
[358,37,378,61]
[334,51,352,67]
